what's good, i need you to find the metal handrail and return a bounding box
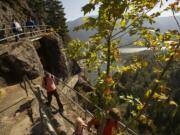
[61,77,138,135]
[0,25,49,31]
[0,28,48,42]
[24,77,58,135]
[44,70,138,135]
[60,77,102,111]
[0,97,26,114]
[58,88,92,116]
[0,22,138,134]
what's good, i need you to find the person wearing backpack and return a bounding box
[42,72,64,113]
[26,16,35,36]
[12,19,22,42]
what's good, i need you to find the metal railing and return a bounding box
[0,25,48,31]
[24,77,59,135]
[0,76,58,135]
[0,25,49,42]
[44,70,138,135]
[0,23,138,134]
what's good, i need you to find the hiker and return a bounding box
[88,108,122,135]
[26,16,35,35]
[102,108,121,135]
[12,19,22,42]
[74,117,87,135]
[42,72,64,113]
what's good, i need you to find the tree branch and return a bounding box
[121,7,180,133]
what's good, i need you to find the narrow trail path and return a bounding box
[0,75,90,135]
[0,84,38,135]
[39,75,90,135]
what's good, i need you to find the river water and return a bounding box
[120,47,148,53]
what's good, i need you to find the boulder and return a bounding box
[0,33,82,86]
[0,41,43,85]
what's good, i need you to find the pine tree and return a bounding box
[27,0,46,24]
[45,0,69,43]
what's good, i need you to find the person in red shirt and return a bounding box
[103,108,120,135]
[87,116,100,132]
[88,108,121,135]
[42,73,63,113]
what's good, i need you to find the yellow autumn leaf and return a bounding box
[137,104,144,110]
[145,89,152,97]
[153,92,168,100]
[127,95,133,99]
[154,79,160,83]
[139,115,147,124]
[169,101,178,107]
[165,57,170,61]
[153,92,160,99]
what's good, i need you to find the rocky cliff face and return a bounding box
[0,0,81,86]
[0,0,44,28]
[0,34,81,86]
[0,41,43,85]
[36,34,70,79]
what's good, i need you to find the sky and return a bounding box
[61,0,98,21]
[61,0,179,21]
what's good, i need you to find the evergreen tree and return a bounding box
[45,0,69,43]
[27,0,46,24]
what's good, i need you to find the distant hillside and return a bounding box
[67,16,96,41]
[67,16,180,43]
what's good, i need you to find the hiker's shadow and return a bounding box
[15,99,35,123]
[15,99,34,114]
[60,113,74,126]
[51,108,74,126]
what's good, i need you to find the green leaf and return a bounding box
[82,3,95,15]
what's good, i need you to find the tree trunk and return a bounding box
[106,37,111,76]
